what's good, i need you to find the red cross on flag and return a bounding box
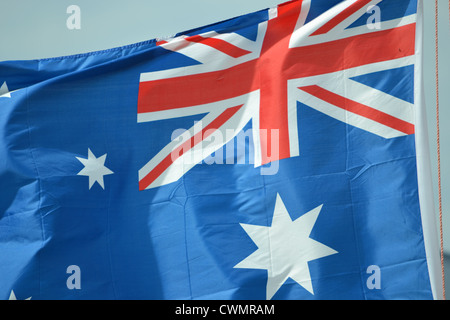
[137,0,416,190]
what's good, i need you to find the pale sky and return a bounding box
[0,0,449,255]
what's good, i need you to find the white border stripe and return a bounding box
[414,0,444,300]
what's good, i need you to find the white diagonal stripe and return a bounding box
[294,87,407,139]
[140,22,267,82]
[320,77,414,124]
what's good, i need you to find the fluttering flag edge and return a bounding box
[414,0,444,300]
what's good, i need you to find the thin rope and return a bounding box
[435,0,446,300]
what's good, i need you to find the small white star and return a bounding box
[234,193,338,299]
[9,290,31,300]
[0,81,11,98]
[76,148,114,189]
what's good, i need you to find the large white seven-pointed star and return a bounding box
[234,193,338,299]
[76,148,114,189]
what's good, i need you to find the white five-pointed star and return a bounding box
[76,148,114,189]
[9,290,31,300]
[234,193,338,299]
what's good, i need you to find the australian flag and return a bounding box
[0,0,444,300]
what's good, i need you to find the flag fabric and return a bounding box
[0,0,443,300]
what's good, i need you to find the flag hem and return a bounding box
[414,0,444,300]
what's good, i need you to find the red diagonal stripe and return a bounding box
[185,35,252,58]
[299,85,415,135]
[139,105,243,190]
[311,0,372,36]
